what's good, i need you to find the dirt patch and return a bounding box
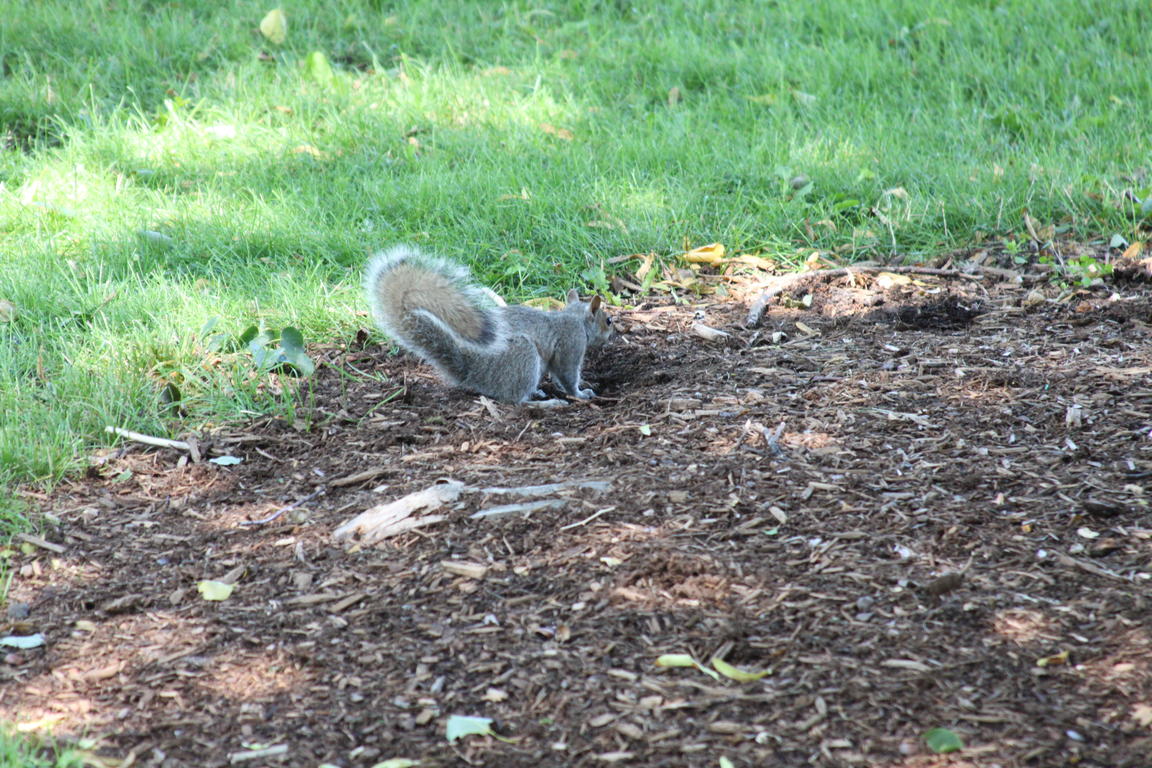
[5,265,1152,767]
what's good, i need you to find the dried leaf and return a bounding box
[874,272,912,289]
[540,123,574,140]
[1036,650,1070,667]
[691,323,731,342]
[794,321,820,336]
[683,243,726,266]
[1131,703,1152,728]
[1121,241,1145,261]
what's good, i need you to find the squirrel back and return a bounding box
[364,245,613,403]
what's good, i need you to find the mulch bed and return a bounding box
[4,250,1152,767]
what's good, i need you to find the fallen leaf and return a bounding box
[875,271,912,289]
[304,50,334,86]
[540,123,574,140]
[259,8,288,44]
[1131,703,1152,728]
[0,299,15,322]
[923,727,964,754]
[711,657,770,682]
[655,653,721,680]
[196,580,235,601]
[445,715,495,742]
[1036,650,1070,667]
[0,633,46,649]
[683,243,726,266]
[794,321,820,336]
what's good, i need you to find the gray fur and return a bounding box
[364,245,614,403]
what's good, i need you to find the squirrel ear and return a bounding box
[588,295,602,313]
[566,288,581,304]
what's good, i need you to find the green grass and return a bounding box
[1,0,1150,499]
[0,728,87,768]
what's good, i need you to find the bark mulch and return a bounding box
[4,251,1152,767]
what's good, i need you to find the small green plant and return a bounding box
[1002,237,1026,264]
[1064,253,1113,287]
[239,325,317,378]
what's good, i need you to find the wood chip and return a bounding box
[441,561,488,579]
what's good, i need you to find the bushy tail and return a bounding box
[364,245,504,383]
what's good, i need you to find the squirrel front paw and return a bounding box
[576,388,596,399]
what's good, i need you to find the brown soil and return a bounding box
[5,257,1152,768]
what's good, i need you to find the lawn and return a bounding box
[2,0,1147,498]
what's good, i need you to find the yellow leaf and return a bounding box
[683,243,726,266]
[1121,241,1145,261]
[794,321,820,336]
[196,580,235,601]
[730,254,776,271]
[875,272,912,289]
[711,657,771,682]
[1036,649,1069,667]
[259,8,288,45]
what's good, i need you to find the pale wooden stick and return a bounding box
[104,426,192,452]
[333,481,464,544]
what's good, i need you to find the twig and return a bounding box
[104,426,192,452]
[559,506,616,530]
[744,266,981,328]
[16,533,65,554]
[470,498,566,520]
[241,488,324,527]
[333,481,463,542]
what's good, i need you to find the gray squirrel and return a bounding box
[364,245,614,403]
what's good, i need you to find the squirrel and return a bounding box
[364,245,614,404]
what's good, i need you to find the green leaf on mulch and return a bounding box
[711,657,771,682]
[923,727,964,754]
[445,715,495,742]
[655,653,721,680]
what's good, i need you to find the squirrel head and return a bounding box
[567,289,614,349]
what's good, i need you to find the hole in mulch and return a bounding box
[869,295,985,329]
